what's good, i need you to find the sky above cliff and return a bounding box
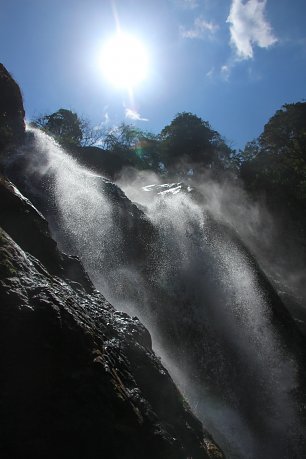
[1,0,305,149]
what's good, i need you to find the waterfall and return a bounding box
[8,127,305,458]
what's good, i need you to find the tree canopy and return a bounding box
[32,109,82,148]
[31,109,236,178]
[31,109,105,149]
[240,102,306,207]
[160,112,234,175]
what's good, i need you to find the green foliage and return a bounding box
[104,123,140,152]
[103,123,144,169]
[240,102,306,206]
[31,109,105,149]
[160,112,214,169]
[134,132,162,172]
[103,114,235,177]
[103,123,162,173]
[159,112,235,176]
[32,109,82,148]
[31,109,235,178]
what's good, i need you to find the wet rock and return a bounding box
[0,174,93,293]
[0,180,224,459]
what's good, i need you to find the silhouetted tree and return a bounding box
[103,123,162,172]
[159,112,234,176]
[240,102,306,206]
[32,109,105,148]
[133,132,162,172]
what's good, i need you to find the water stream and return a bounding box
[8,127,305,458]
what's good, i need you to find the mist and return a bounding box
[6,127,305,459]
[118,166,306,329]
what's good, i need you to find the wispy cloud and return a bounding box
[180,16,219,39]
[221,64,231,81]
[103,112,110,124]
[227,0,277,59]
[206,67,215,78]
[176,0,199,9]
[125,108,148,122]
[93,110,110,130]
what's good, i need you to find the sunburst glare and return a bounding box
[101,32,149,89]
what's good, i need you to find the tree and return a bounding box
[79,119,106,147]
[32,109,82,148]
[240,102,306,205]
[133,131,162,172]
[159,112,234,176]
[104,123,140,152]
[31,109,105,148]
[103,123,162,172]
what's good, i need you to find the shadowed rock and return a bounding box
[0,180,224,459]
[0,64,25,152]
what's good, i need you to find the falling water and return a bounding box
[7,127,305,458]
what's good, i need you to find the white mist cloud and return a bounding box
[180,16,219,39]
[227,0,277,59]
[125,108,148,122]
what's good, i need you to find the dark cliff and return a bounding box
[0,64,25,152]
[0,64,224,459]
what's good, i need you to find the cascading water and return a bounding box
[6,127,305,458]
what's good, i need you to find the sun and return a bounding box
[101,33,148,89]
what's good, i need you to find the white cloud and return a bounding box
[125,108,148,122]
[227,0,277,59]
[180,16,219,39]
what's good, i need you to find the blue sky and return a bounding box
[1,0,305,149]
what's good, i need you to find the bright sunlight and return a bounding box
[101,33,148,89]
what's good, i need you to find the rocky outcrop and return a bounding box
[0,175,93,293]
[0,64,25,152]
[2,61,306,458]
[0,173,224,459]
[0,62,224,459]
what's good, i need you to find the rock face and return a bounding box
[0,64,25,152]
[0,64,224,459]
[0,174,224,459]
[3,119,306,458]
[0,174,93,293]
[7,127,306,458]
[2,63,306,458]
